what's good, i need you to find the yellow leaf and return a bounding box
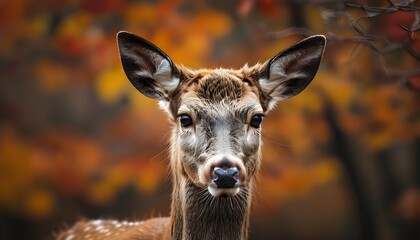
[96,65,128,102]
[124,3,157,24]
[57,13,91,38]
[364,130,392,152]
[310,159,340,185]
[193,10,232,38]
[24,188,54,219]
[134,161,165,193]
[85,181,115,205]
[85,166,129,205]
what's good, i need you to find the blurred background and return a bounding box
[0,0,419,239]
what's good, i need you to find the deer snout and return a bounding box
[212,167,238,189]
[209,158,246,186]
[202,155,246,197]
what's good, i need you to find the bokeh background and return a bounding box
[0,0,419,239]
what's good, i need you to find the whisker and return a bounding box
[229,197,234,212]
[261,132,294,148]
[148,142,171,164]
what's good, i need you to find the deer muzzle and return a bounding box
[212,167,239,188]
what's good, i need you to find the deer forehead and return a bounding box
[176,68,263,115]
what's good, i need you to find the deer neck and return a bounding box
[169,157,252,240]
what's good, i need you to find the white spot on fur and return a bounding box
[65,234,74,240]
[95,225,104,232]
[92,220,102,226]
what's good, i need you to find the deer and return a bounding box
[57,31,326,240]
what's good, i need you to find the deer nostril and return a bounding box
[213,168,226,178]
[226,168,238,177]
[212,167,238,189]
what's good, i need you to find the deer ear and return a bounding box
[117,31,180,101]
[258,35,326,110]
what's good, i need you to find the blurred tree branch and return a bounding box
[267,0,420,89]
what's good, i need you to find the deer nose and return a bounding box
[212,167,239,189]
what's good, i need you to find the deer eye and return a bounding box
[179,114,193,127]
[250,114,263,128]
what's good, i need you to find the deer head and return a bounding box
[117,32,326,199]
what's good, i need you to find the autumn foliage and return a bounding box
[0,0,418,240]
